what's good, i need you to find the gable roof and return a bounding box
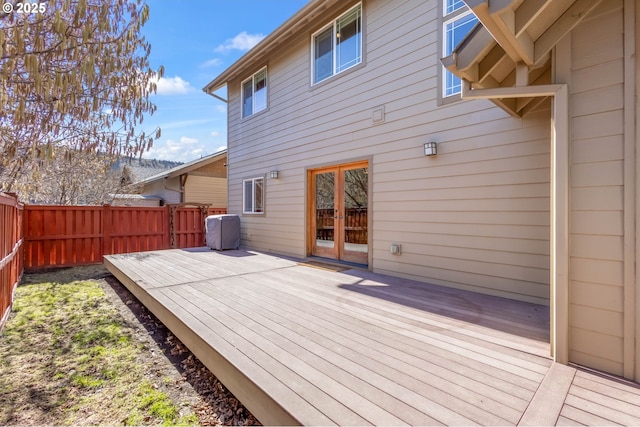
[442,0,605,117]
[137,150,227,185]
[202,0,344,94]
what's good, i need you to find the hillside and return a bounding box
[113,157,183,182]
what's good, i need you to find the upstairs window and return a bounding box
[242,68,267,118]
[312,4,362,85]
[243,177,264,214]
[442,0,477,97]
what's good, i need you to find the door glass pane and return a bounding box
[315,171,335,249]
[336,6,361,73]
[343,167,367,253]
[314,26,333,83]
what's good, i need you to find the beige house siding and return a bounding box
[191,157,227,178]
[227,0,551,305]
[568,0,626,376]
[184,176,227,207]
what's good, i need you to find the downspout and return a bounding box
[207,92,228,103]
[461,79,570,365]
[203,85,229,104]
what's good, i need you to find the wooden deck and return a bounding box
[104,248,640,426]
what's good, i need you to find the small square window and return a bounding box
[242,68,267,118]
[312,3,362,85]
[243,177,264,214]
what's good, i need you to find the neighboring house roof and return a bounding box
[110,194,162,200]
[137,150,227,185]
[442,0,604,117]
[203,0,344,94]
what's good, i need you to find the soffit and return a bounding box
[443,0,604,117]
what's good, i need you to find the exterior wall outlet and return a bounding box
[390,243,401,255]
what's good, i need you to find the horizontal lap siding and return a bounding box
[568,0,625,375]
[373,112,551,304]
[227,0,550,303]
[184,176,227,207]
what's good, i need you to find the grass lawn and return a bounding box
[0,272,199,426]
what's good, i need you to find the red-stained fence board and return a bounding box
[0,193,24,332]
[23,205,226,270]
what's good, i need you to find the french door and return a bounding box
[309,161,368,265]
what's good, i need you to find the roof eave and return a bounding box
[136,150,228,185]
[202,0,343,93]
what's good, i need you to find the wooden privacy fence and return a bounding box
[0,193,24,331]
[23,205,226,270]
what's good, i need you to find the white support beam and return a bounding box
[465,0,536,65]
[492,7,535,65]
[515,62,529,86]
[515,0,553,37]
[478,44,508,83]
[462,79,570,364]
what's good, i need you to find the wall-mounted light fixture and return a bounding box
[424,141,437,156]
[270,170,279,179]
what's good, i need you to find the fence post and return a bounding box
[199,205,209,246]
[162,205,170,249]
[168,205,177,249]
[102,204,112,258]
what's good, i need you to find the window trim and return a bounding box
[242,176,265,215]
[440,0,477,100]
[241,67,268,119]
[310,2,363,86]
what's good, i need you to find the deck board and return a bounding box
[193,278,528,421]
[256,269,549,382]
[104,248,640,426]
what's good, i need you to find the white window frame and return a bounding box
[442,0,477,98]
[311,3,362,85]
[242,176,264,214]
[241,67,268,119]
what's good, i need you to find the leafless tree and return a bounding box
[0,0,161,185]
[7,147,141,205]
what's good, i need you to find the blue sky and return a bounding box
[140,1,309,162]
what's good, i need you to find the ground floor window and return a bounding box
[243,177,264,214]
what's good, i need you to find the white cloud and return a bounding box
[214,31,265,53]
[215,105,227,113]
[210,131,221,137]
[152,75,193,95]
[201,58,222,68]
[214,145,227,152]
[180,136,198,144]
[144,138,206,162]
